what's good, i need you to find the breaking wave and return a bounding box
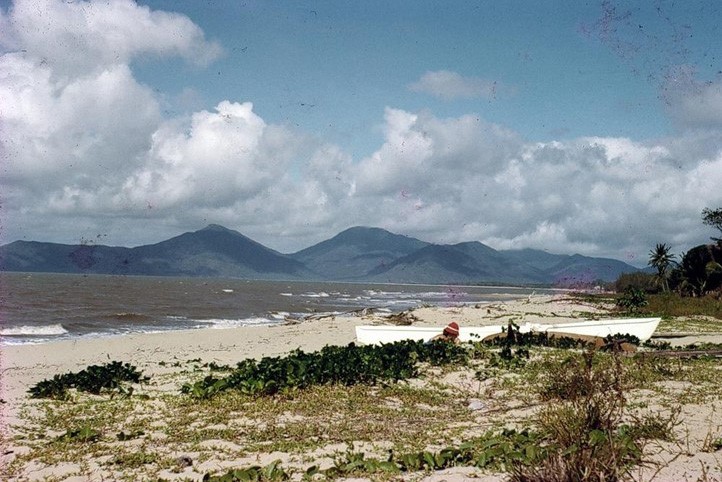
[0,324,68,336]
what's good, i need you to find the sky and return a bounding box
[1,0,721,266]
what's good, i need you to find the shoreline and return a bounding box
[0,294,600,423]
[1,271,563,346]
[4,293,721,414]
[3,294,721,481]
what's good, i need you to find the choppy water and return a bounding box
[0,272,558,345]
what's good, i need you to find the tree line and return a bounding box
[621,208,722,297]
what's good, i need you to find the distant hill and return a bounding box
[0,241,133,274]
[290,226,429,280]
[0,224,642,285]
[499,248,572,271]
[0,225,314,280]
[500,249,638,286]
[365,242,547,285]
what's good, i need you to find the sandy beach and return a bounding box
[2,294,721,481]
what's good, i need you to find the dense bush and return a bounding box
[29,361,148,399]
[616,287,649,313]
[670,243,722,296]
[614,272,658,294]
[182,340,468,398]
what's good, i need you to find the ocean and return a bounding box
[0,272,558,345]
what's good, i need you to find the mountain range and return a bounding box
[0,224,640,286]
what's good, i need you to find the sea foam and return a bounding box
[0,324,68,336]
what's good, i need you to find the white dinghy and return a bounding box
[355,317,661,345]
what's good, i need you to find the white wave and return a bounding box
[270,312,290,320]
[199,317,280,329]
[0,324,68,336]
[221,289,234,293]
[300,292,330,298]
[280,292,293,296]
[365,290,467,299]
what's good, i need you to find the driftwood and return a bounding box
[383,310,419,326]
[283,307,378,324]
[481,331,637,353]
[637,349,722,359]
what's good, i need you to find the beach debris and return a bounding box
[637,349,722,359]
[384,310,418,325]
[116,430,145,441]
[283,315,301,325]
[467,399,485,411]
[283,307,380,325]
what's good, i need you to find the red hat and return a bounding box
[443,322,460,337]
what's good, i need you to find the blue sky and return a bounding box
[133,1,682,156]
[133,1,722,146]
[1,0,721,265]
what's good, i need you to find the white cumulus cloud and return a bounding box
[1,0,222,77]
[666,77,722,130]
[409,70,508,100]
[1,1,721,264]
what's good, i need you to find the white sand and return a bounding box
[2,294,721,481]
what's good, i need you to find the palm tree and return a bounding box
[648,243,675,292]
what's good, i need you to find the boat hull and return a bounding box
[355,317,661,345]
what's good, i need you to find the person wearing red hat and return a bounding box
[430,321,460,343]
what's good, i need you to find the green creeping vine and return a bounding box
[55,425,101,443]
[182,340,468,399]
[324,428,544,476]
[201,460,289,481]
[200,429,545,480]
[28,361,149,399]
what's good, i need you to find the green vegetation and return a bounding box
[649,243,675,292]
[11,335,719,481]
[606,207,722,323]
[671,243,722,296]
[202,460,289,481]
[512,351,651,482]
[203,430,545,480]
[702,207,722,243]
[197,349,688,482]
[614,271,658,294]
[640,207,722,297]
[28,361,149,399]
[181,340,467,399]
[10,295,722,481]
[644,292,722,321]
[588,289,722,321]
[616,287,649,314]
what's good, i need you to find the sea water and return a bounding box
[0,272,558,345]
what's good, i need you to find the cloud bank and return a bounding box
[1,0,721,266]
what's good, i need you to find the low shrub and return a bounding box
[511,351,652,482]
[616,287,649,313]
[28,361,149,399]
[615,272,658,294]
